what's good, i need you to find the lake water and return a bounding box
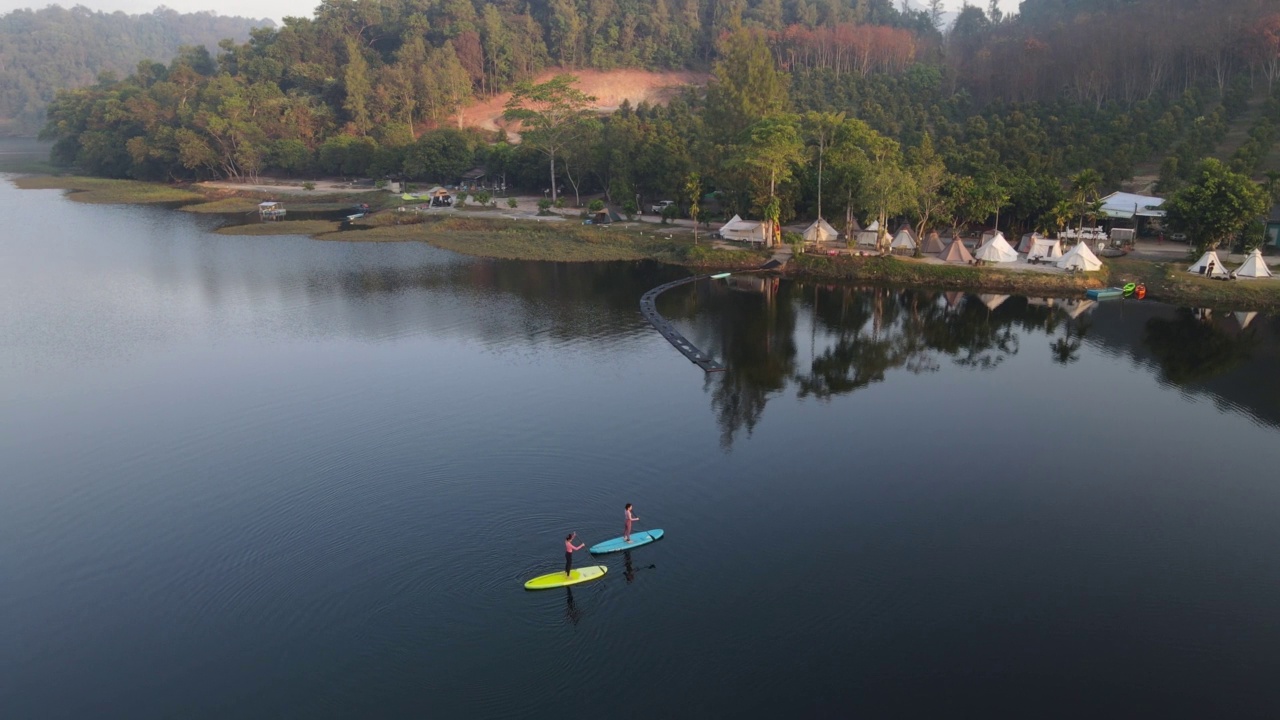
[3,176,1280,719]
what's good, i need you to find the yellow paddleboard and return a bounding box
[524,565,607,590]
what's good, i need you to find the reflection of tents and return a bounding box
[1059,298,1096,319]
[1027,237,1062,260]
[1057,241,1102,271]
[939,238,975,264]
[803,217,839,243]
[944,291,965,308]
[890,226,917,253]
[921,231,945,254]
[1234,311,1258,329]
[720,214,768,244]
[979,293,1009,311]
[1017,232,1045,254]
[1188,250,1229,278]
[975,232,1018,263]
[1235,249,1273,278]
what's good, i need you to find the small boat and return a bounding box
[1086,287,1125,300]
[1135,283,1146,299]
[1122,282,1136,296]
[345,212,367,221]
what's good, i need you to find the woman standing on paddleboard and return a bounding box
[565,532,584,576]
[624,503,639,542]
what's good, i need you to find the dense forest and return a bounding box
[0,6,269,136]
[37,0,1280,243]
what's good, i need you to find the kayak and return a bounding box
[524,565,607,590]
[589,529,665,555]
[1122,282,1136,296]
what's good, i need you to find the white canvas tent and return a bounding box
[853,229,879,246]
[803,217,839,243]
[720,215,768,244]
[1027,236,1063,260]
[890,226,917,253]
[1057,241,1102,271]
[865,219,879,232]
[1188,250,1229,279]
[975,232,1018,263]
[1235,249,1273,279]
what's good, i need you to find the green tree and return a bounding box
[503,74,597,203]
[907,133,950,255]
[686,171,702,244]
[803,110,845,223]
[731,115,806,246]
[342,39,373,135]
[703,29,789,146]
[1164,158,1271,253]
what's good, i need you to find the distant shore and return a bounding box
[11,174,1280,311]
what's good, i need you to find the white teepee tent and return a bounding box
[1057,241,1102,272]
[1188,250,1229,279]
[890,227,917,252]
[1235,249,1273,279]
[1027,237,1062,260]
[974,232,1018,263]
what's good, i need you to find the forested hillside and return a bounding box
[0,6,269,136]
[36,0,1280,239]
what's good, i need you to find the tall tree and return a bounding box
[503,74,597,203]
[803,110,845,222]
[703,29,789,146]
[732,115,806,246]
[907,133,950,254]
[1164,158,1270,253]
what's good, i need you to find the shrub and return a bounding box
[622,199,638,220]
[588,199,605,212]
[507,197,518,209]
[302,181,316,191]
[554,197,566,209]
[473,190,492,206]
[537,198,553,215]
[661,204,680,224]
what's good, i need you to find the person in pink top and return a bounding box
[624,503,639,542]
[564,532,584,576]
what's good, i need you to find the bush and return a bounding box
[554,197,566,209]
[588,199,605,212]
[473,190,492,206]
[507,197,518,209]
[660,204,680,224]
[622,199,638,221]
[302,181,315,191]
[537,198,553,215]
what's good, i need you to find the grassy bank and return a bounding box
[794,254,1105,296]
[1107,258,1280,311]
[13,175,203,203]
[215,219,342,236]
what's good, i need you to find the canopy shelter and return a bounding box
[1027,237,1063,261]
[720,215,769,244]
[803,217,839,243]
[974,232,1018,263]
[1057,241,1102,272]
[1100,191,1165,219]
[1188,251,1229,279]
[1235,249,1273,279]
[939,237,975,264]
[852,229,878,247]
[258,201,286,218]
[921,231,945,254]
[1017,232,1044,254]
[890,226,917,253]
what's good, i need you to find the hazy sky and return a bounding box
[1,0,1023,26]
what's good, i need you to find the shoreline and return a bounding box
[11,174,1280,311]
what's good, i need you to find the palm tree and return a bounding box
[1050,199,1075,236]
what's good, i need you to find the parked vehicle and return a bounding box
[650,200,675,215]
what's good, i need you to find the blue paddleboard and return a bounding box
[589,529,664,555]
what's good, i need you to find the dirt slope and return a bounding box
[456,69,709,139]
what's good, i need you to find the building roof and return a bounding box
[1101,191,1165,219]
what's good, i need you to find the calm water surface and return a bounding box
[3,177,1280,718]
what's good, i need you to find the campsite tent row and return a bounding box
[1189,249,1274,279]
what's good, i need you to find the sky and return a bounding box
[0,0,1024,26]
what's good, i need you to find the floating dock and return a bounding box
[639,275,725,372]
